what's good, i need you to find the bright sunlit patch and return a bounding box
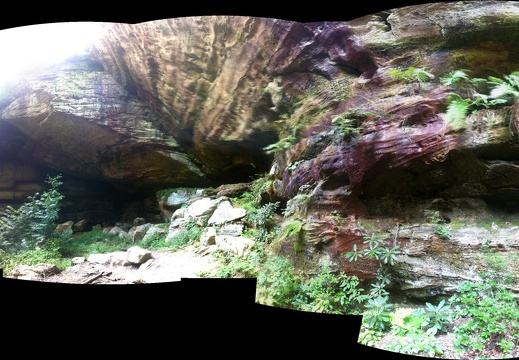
[0,22,106,85]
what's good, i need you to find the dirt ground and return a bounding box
[40,244,221,285]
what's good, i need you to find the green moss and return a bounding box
[449,48,512,77]
[281,220,303,240]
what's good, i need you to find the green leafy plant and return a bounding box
[424,209,443,224]
[330,115,363,137]
[434,224,452,239]
[412,299,453,335]
[345,231,400,301]
[292,262,368,314]
[487,72,519,100]
[346,233,400,267]
[441,70,519,130]
[358,328,384,347]
[166,220,203,250]
[440,69,472,87]
[280,219,303,239]
[424,209,452,239]
[388,67,435,83]
[245,201,279,242]
[256,253,301,307]
[213,241,264,279]
[384,330,444,358]
[262,135,296,154]
[444,94,474,130]
[449,272,519,358]
[383,306,447,357]
[362,295,394,331]
[0,174,64,253]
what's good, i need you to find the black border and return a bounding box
[1,1,431,27]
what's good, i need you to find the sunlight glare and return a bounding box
[0,22,106,85]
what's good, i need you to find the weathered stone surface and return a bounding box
[200,226,217,246]
[215,235,255,257]
[388,224,519,300]
[126,246,152,264]
[6,263,59,281]
[87,253,113,265]
[55,221,74,234]
[131,223,152,243]
[0,56,205,194]
[207,200,246,225]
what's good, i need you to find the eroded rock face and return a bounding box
[0,56,205,193]
[0,16,380,197]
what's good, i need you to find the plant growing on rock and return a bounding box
[441,69,519,130]
[262,135,296,154]
[388,66,435,83]
[280,219,303,253]
[346,233,400,272]
[424,209,452,239]
[244,201,279,242]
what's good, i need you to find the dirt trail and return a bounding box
[41,245,221,285]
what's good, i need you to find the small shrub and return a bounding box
[213,243,263,279]
[424,209,443,224]
[0,174,64,254]
[330,115,363,137]
[412,299,453,335]
[434,224,452,239]
[358,328,384,347]
[362,295,394,332]
[256,254,300,308]
[424,209,452,239]
[292,262,368,315]
[245,201,279,242]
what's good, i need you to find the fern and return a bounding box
[444,94,471,130]
[262,135,296,154]
[389,67,434,83]
[412,68,435,82]
[440,69,471,86]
